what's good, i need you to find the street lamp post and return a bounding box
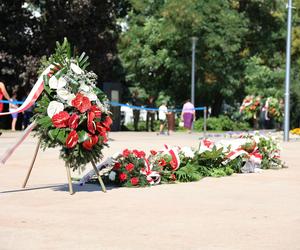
[191,37,198,106]
[284,0,293,141]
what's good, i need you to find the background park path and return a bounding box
[0,131,300,250]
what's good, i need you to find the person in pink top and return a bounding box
[181,99,195,133]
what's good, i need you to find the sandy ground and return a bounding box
[0,131,300,250]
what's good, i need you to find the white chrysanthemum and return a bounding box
[70,63,83,74]
[47,101,64,118]
[109,171,116,181]
[49,76,67,89]
[181,146,195,158]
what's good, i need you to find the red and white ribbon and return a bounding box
[0,121,37,164]
[0,65,54,116]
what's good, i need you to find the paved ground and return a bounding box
[0,131,300,250]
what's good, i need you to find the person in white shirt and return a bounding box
[158,101,168,135]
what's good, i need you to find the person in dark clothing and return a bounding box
[146,96,156,132]
[132,91,142,131]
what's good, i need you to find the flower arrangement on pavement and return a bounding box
[33,39,112,169]
[85,134,285,187]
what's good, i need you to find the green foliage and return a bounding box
[175,163,202,182]
[193,116,250,131]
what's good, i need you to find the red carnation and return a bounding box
[125,163,134,172]
[68,113,79,129]
[90,105,102,118]
[87,111,96,134]
[150,150,157,156]
[71,93,91,113]
[158,159,167,167]
[102,116,112,131]
[65,130,79,148]
[139,151,146,158]
[113,162,121,170]
[119,173,127,182]
[99,131,108,143]
[82,134,99,150]
[130,177,139,186]
[122,149,131,157]
[52,111,70,128]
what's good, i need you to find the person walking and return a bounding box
[181,99,195,133]
[0,82,11,113]
[0,82,11,136]
[9,92,18,131]
[157,101,168,135]
[132,91,142,131]
[146,96,156,132]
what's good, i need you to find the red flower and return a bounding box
[87,111,96,134]
[99,131,108,143]
[170,174,176,181]
[65,130,79,148]
[125,163,134,172]
[133,150,146,158]
[71,93,91,113]
[102,116,112,131]
[122,149,131,157]
[82,134,99,150]
[170,160,177,170]
[119,172,127,182]
[96,122,106,133]
[113,162,121,170]
[90,105,102,118]
[158,159,167,167]
[150,150,157,156]
[130,177,139,186]
[52,111,70,128]
[68,113,79,129]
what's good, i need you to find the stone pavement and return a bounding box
[0,131,300,250]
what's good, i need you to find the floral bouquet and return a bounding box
[266,97,283,123]
[33,39,112,169]
[240,95,261,120]
[109,149,150,187]
[148,146,180,183]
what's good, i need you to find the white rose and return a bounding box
[70,63,83,74]
[47,101,64,118]
[49,76,67,89]
[108,171,116,181]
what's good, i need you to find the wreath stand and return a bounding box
[22,139,107,195]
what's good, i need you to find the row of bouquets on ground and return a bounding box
[79,133,286,187]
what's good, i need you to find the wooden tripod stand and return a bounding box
[22,139,107,195]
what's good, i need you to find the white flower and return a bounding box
[85,91,98,101]
[49,76,66,90]
[67,94,76,106]
[79,83,90,92]
[70,63,83,74]
[57,88,72,100]
[47,101,64,118]
[109,171,116,181]
[49,76,67,89]
[181,146,195,158]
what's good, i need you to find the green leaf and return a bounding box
[78,130,89,143]
[57,130,67,144]
[48,128,60,140]
[37,116,52,127]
